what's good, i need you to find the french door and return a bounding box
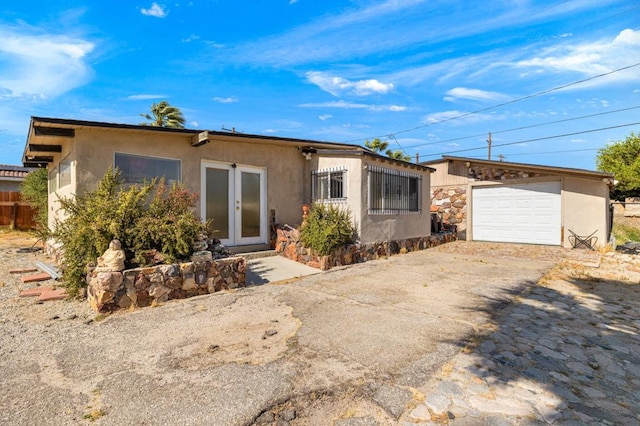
[201,161,266,246]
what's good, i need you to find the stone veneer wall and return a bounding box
[468,167,549,181]
[431,186,467,232]
[430,167,553,234]
[87,257,246,313]
[275,227,456,271]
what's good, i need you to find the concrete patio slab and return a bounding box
[245,255,321,285]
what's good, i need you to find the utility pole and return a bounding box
[415,153,419,163]
[498,153,505,162]
[487,132,492,160]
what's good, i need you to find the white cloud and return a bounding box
[263,128,277,133]
[570,138,586,143]
[299,100,405,111]
[182,34,200,43]
[127,94,166,100]
[423,110,497,125]
[305,71,393,96]
[318,114,332,120]
[289,0,298,3]
[445,87,507,102]
[141,3,167,18]
[213,96,238,103]
[516,29,640,84]
[0,26,94,99]
[190,121,199,127]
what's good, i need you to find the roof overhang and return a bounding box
[21,116,435,172]
[423,155,613,180]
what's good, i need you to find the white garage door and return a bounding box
[472,181,561,245]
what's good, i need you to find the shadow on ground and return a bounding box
[441,261,640,424]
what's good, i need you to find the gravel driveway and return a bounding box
[0,236,603,425]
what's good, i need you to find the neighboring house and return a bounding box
[423,156,614,248]
[0,165,36,229]
[23,117,434,250]
[0,164,32,192]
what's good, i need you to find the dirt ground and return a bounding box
[0,231,638,425]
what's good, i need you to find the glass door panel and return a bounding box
[241,171,261,238]
[205,167,229,240]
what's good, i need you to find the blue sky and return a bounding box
[1,0,639,169]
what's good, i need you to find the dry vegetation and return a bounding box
[612,213,640,243]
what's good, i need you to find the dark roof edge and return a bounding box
[0,164,35,172]
[28,116,433,170]
[31,116,201,134]
[29,116,365,150]
[422,155,613,178]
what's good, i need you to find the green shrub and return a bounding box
[53,167,205,295]
[127,179,203,265]
[300,203,356,255]
[19,168,49,240]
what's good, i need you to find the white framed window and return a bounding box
[48,167,57,194]
[59,156,72,188]
[114,153,181,184]
[311,167,347,201]
[368,165,421,214]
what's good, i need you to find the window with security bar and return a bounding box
[368,166,421,214]
[311,168,346,201]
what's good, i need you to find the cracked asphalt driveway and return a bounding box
[0,240,564,425]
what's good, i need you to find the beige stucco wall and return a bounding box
[47,127,308,236]
[311,155,364,230]
[562,176,610,248]
[359,158,431,243]
[46,139,76,229]
[308,155,432,244]
[41,126,432,246]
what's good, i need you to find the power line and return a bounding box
[502,148,599,157]
[421,121,640,158]
[343,61,640,144]
[405,105,640,150]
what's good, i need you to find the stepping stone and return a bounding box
[21,272,52,283]
[19,287,54,297]
[9,268,38,274]
[39,289,67,302]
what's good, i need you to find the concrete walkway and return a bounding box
[245,254,321,285]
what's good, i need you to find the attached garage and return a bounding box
[425,156,615,248]
[471,181,561,245]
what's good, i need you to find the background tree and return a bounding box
[364,138,389,153]
[364,138,412,162]
[596,131,640,200]
[140,101,186,129]
[19,168,49,240]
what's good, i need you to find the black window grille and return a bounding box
[368,165,421,214]
[311,168,346,201]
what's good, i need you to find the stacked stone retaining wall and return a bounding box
[275,227,456,270]
[87,257,246,313]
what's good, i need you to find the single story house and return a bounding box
[423,155,614,248]
[0,164,33,192]
[23,117,434,251]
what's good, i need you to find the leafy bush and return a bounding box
[53,167,205,295]
[127,179,203,266]
[19,168,49,240]
[300,203,356,255]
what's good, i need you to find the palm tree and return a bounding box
[140,101,186,129]
[365,138,411,162]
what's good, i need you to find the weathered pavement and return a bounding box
[398,249,640,426]
[2,240,639,424]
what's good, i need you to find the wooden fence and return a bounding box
[0,191,37,230]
